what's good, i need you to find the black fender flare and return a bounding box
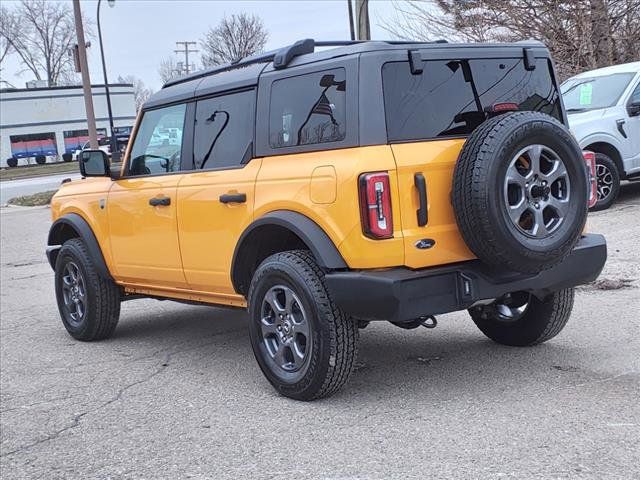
[47,213,112,280]
[231,210,347,294]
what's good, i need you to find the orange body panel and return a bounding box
[391,140,475,268]
[51,138,479,306]
[254,145,405,269]
[177,160,263,294]
[107,175,187,287]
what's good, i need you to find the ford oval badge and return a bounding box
[415,238,436,250]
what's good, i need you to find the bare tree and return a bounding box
[383,0,640,79]
[158,56,182,84]
[0,0,90,86]
[0,6,14,65]
[117,74,153,111]
[0,6,15,87]
[200,13,268,67]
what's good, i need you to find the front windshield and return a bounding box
[561,72,635,112]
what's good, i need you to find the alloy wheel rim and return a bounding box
[61,261,86,327]
[596,163,613,201]
[260,285,311,373]
[503,144,571,239]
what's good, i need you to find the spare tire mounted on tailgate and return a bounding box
[452,111,588,274]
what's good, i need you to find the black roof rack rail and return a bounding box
[162,38,449,88]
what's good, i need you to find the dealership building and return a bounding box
[0,83,137,166]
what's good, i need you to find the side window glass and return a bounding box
[127,103,186,176]
[269,68,346,148]
[193,90,255,170]
[631,82,640,104]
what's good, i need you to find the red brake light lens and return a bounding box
[582,150,597,208]
[489,102,519,113]
[359,172,393,239]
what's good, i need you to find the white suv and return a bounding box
[562,62,640,210]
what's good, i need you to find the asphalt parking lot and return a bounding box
[1,183,639,479]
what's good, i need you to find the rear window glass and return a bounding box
[382,58,561,142]
[269,68,346,148]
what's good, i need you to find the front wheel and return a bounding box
[469,289,574,346]
[247,250,358,401]
[55,238,121,341]
[590,153,620,211]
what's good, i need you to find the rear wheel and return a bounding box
[247,250,358,401]
[590,153,620,211]
[469,288,574,346]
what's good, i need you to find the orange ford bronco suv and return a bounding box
[47,39,606,400]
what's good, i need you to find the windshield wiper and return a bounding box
[566,107,588,113]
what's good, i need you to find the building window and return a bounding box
[63,129,107,153]
[10,132,57,158]
[269,68,346,148]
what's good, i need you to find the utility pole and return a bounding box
[347,0,355,41]
[97,0,119,160]
[174,41,198,75]
[355,0,371,41]
[72,0,98,149]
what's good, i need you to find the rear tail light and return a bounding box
[359,172,393,239]
[487,102,519,113]
[583,150,597,208]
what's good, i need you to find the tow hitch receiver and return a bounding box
[391,315,438,330]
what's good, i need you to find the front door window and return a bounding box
[127,104,186,176]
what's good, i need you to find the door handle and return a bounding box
[414,173,428,226]
[219,193,247,204]
[149,196,171,207]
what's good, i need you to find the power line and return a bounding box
[174,41,199,75]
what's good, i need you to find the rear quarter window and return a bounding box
[382,58,561,142]
[269,68,347,148]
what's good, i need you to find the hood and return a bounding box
[566,108,607,128]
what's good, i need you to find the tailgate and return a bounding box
[391,139,475,269]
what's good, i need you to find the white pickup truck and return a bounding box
[562,62,640,210]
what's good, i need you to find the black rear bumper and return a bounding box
[325,234,606,322]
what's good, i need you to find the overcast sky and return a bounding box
[2,0,403,92]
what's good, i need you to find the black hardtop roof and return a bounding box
[145,38,546,109]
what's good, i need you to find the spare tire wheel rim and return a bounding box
[596,163,613,201]
[503,144,571,239]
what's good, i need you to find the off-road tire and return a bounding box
[590,153,620,211]
[470,288,574,346]
[452,111,588,273]
[54,238,121,341]
[247,250,358,401]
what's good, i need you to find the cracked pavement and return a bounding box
[1,183,639,479]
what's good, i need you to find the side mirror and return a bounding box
[319,74,335,87]
[79,149,110,177]
[627,101,640,117]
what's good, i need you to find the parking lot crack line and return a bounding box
[0,352,172,458]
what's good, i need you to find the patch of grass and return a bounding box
[7,190,57,206]
[0,162,79,181]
